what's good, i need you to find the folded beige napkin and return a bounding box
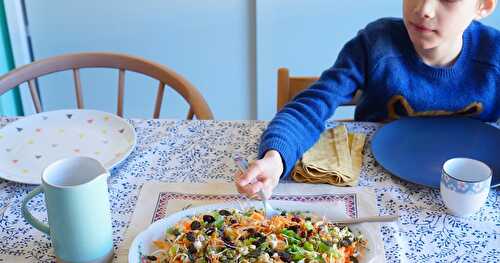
[291,125,366,186]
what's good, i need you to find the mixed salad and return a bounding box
[142,208,366,263]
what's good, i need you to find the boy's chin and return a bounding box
[410,38,441,51]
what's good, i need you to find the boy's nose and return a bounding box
[415,0,436,19]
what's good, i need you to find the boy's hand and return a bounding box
[235,150,283,199]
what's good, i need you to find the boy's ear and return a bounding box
[476,0,497,19]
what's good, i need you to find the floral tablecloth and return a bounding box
[0,118,499,262]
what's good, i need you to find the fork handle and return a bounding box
[257,190,267,200]
[333,215,399,224]
[235,157,267,200]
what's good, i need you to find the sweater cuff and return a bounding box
[258,138,297,179]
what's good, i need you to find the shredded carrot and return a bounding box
[153,240,170,250]
[345,245,355,257]
[183,221,191,231]
[250,211,264,221]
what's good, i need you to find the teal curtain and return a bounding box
[0,1,23,116]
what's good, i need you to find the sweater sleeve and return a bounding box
[258,32,368,178]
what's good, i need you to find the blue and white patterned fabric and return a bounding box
[0,118,499,262]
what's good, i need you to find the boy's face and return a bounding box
[403,0,485,51]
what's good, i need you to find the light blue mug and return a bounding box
[22,157,114,263]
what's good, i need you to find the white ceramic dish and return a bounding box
[129,201,384,263]
[0,109,136,184]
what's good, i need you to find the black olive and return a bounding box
[222,235,232,243]
[305,216,312,221]
[146,255,157,261]
[186,231,196,242]
[253,236,267,246]
[230,219,238,225]
[350,256,359,263]
[223,240,237,249]
[288,225,299,232]
[203,215,215,223]
[246,228,256,235]
[205,227,215,235]
[190,220,201,230]
[252,232,263,239]
[278,251,292,262]
[219,209,232,216]
[280,211,287,216]
[340,237,353,247]
[187,243,197,255]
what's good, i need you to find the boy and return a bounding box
[236,0,499,198]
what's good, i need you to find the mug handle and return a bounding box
[21,186,50,235]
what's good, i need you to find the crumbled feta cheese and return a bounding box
[238,246,249,255]
[193,240,202,250]
[268,234,278,249]
[258,253,272,263]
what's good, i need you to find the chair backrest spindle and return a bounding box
[187,108,194,120]
[153,82,165,119]
[277,67,360,115]
[117,69,126,117]
[72,68,84,109]
[27,79,42,113]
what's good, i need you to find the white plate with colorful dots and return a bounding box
[0,109,136,184]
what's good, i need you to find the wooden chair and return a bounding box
[0,52,214,119]
[277,67,360,112]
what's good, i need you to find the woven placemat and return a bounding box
[117,182,386,262]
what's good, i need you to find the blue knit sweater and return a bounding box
[260,18,500,177]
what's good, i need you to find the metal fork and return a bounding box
[234,156,280,218]
[331,214,400,224]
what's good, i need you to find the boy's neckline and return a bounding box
[416,38,463,67]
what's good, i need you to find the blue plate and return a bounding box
[371,117,500,188]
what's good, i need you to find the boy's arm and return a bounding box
[259,33,368,178]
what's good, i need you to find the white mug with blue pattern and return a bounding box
[440,158,492,217]
[22,157,113,263]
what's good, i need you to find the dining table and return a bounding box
[0,117,499,263]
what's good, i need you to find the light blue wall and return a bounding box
[25,0,255,119]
